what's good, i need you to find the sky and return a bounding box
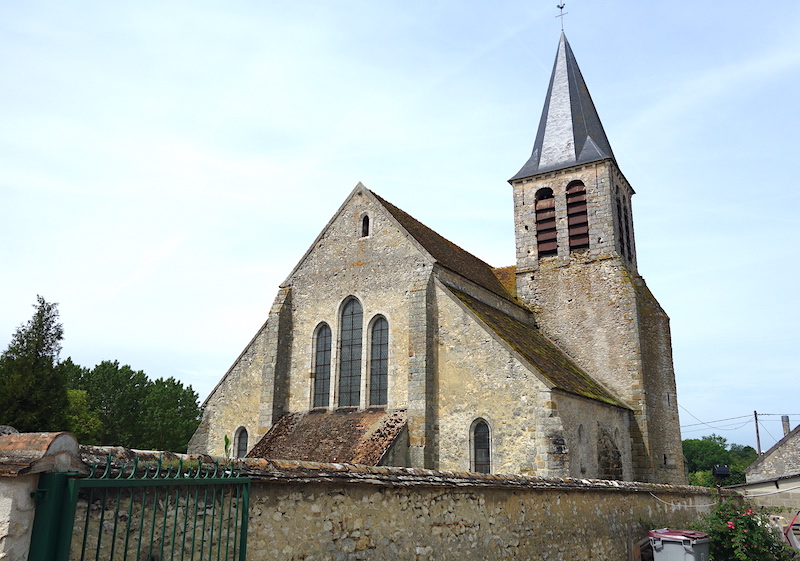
[1,1,798,453]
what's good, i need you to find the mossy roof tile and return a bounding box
[450,288,624,407]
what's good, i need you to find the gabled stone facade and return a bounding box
[188,32,686,484]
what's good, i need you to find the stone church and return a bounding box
[188,33,686,485]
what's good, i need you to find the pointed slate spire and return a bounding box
[511,32,615,180]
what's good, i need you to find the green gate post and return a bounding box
[28,472,78,561]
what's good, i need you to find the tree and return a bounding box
[729,443,758,467]
[140,377,202,453]
[64,389,104,443]
[78,361,201,452]
[83,360,150,448]
[57,357,89,390]
[682,435,731,473]
[0,296,68,431]
[683,434,760,487]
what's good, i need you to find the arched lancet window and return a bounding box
[615,196,628,258]
[622,201,633,262]
[361,214,370,237]
[472,419,491,474]
[535,188,557,257]
[338,298,363,407]
[567,181,589,251]
[235,427,248,458]
[369,316,388,406]
[313,323,332,408]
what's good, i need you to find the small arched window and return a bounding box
[361,215,370,237]
[566,181,589,251]
[535,188,557,257]
[369,316,388,406]
[313,323,332,408]
[472,419,491,473]
[338,298,363,407]
[235,427,248,458]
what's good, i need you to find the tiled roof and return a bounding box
[449,288,624,407]
[247,409,406,465]
[371,192,513,300]
[492,266,517,299]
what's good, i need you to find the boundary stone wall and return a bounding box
[242,459,715,561]
[0,439,719,561]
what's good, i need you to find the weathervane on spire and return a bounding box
[556,4,568,30]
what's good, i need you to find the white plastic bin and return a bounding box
[648,528,710,561]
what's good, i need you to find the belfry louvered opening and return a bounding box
[566,181,589,251]
[615,196,628,260]
[535,188,557,257]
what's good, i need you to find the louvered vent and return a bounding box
[567,181,589,251]
[535,188,557,257]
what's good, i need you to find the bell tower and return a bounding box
[510,32,684,484]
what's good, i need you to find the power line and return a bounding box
[680,413,752,428]
[678,408,798,429]
[680,419,752,433]
[678,405,754,430]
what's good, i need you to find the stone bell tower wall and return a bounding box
[511,160,684,483]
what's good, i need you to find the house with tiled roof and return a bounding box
[735,422,800,512]
[188,33,686,485]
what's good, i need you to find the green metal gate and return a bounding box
[29,456,250,561]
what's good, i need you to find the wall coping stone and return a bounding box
[0,432,88,476]
[71,446,721,498]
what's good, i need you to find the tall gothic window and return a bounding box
[369,316,388,406]
[472,419,491,473]
[313,323,332,408]
[535,188,557,257]
[567,181,589,251]
[235,427,248,458]
[338,298,363,407]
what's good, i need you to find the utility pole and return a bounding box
[754,411,762,454]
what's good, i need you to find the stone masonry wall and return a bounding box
[555,391,633,480]
[435,283,552,475]
[634,280,685,484]
[243,459,715,561]
[284,186,433,415]
[738,476,800,513]
[0,444,720,561]
[0,474,38,561]
[511,160,684,484]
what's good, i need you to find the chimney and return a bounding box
[782,415,791,437]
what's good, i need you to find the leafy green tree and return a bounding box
[78,361,201,452]
[140,377,201,453]
[84,360,150,448]
[729,443,758,468]
[64,389,104,443]
[682,435,731,473]
[0,296,68,431]
[57,357,89,390]
[683,434,759,487]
